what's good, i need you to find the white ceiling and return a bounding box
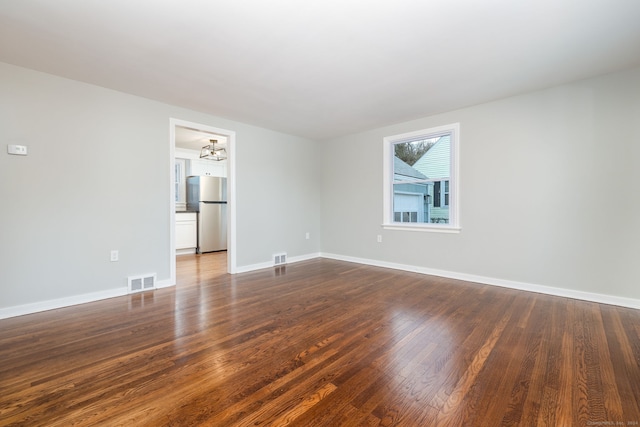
[1,0,639,140]
[175,126,227,151]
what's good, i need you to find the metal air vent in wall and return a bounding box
[273,253,287,266]
[128,274,157,294]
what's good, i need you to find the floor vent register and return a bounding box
[128,274,157,294]
[273,253,287,266]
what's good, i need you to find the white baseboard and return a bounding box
[0,278,176,320]
[4,251,636,320]
[320,252,640,310]
[0,251,322,319]
[0,287,128,320]
[235,252,321,274]
[176,248,196,256]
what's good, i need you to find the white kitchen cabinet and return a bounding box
[175,212,197,252]
[187,159,227,177]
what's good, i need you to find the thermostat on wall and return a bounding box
[7,144,28,156]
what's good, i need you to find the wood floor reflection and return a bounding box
[1,254,639,426]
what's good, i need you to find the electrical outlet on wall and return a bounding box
[110,250,119,262]
[7,144,28,156]
[305,232,310,240]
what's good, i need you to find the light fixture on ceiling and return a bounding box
[200,139,227,161]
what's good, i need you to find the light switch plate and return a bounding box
[7,144,28,156]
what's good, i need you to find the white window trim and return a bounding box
[382,123,461,233]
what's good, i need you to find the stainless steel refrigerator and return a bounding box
[186,176,227,253]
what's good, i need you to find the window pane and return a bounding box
[392,177,450,224]
[433,181,441,208]
[444,180,449,206]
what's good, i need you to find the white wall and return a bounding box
[320,67,640,302]
[234,124,321,267]
[2,60,638,314]
[0,62,321,312]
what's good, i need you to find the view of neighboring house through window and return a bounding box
[383,123,459,231]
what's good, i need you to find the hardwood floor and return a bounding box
[1,254,639,426]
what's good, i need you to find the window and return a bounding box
[433,180,449,208]
[394,211,418,223]
[434,181,441,207]
[383,123,460,232]
[175,158,187,208]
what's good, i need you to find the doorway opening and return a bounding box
[169,118,236,286]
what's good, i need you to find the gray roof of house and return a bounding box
[394,156,427,179]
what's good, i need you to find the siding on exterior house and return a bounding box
[412,135,450,179]
[426,191,448,221]
[413,136,450,222]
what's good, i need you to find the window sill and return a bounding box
[381,223,462,233]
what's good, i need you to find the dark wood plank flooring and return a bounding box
[1,254,639,426]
